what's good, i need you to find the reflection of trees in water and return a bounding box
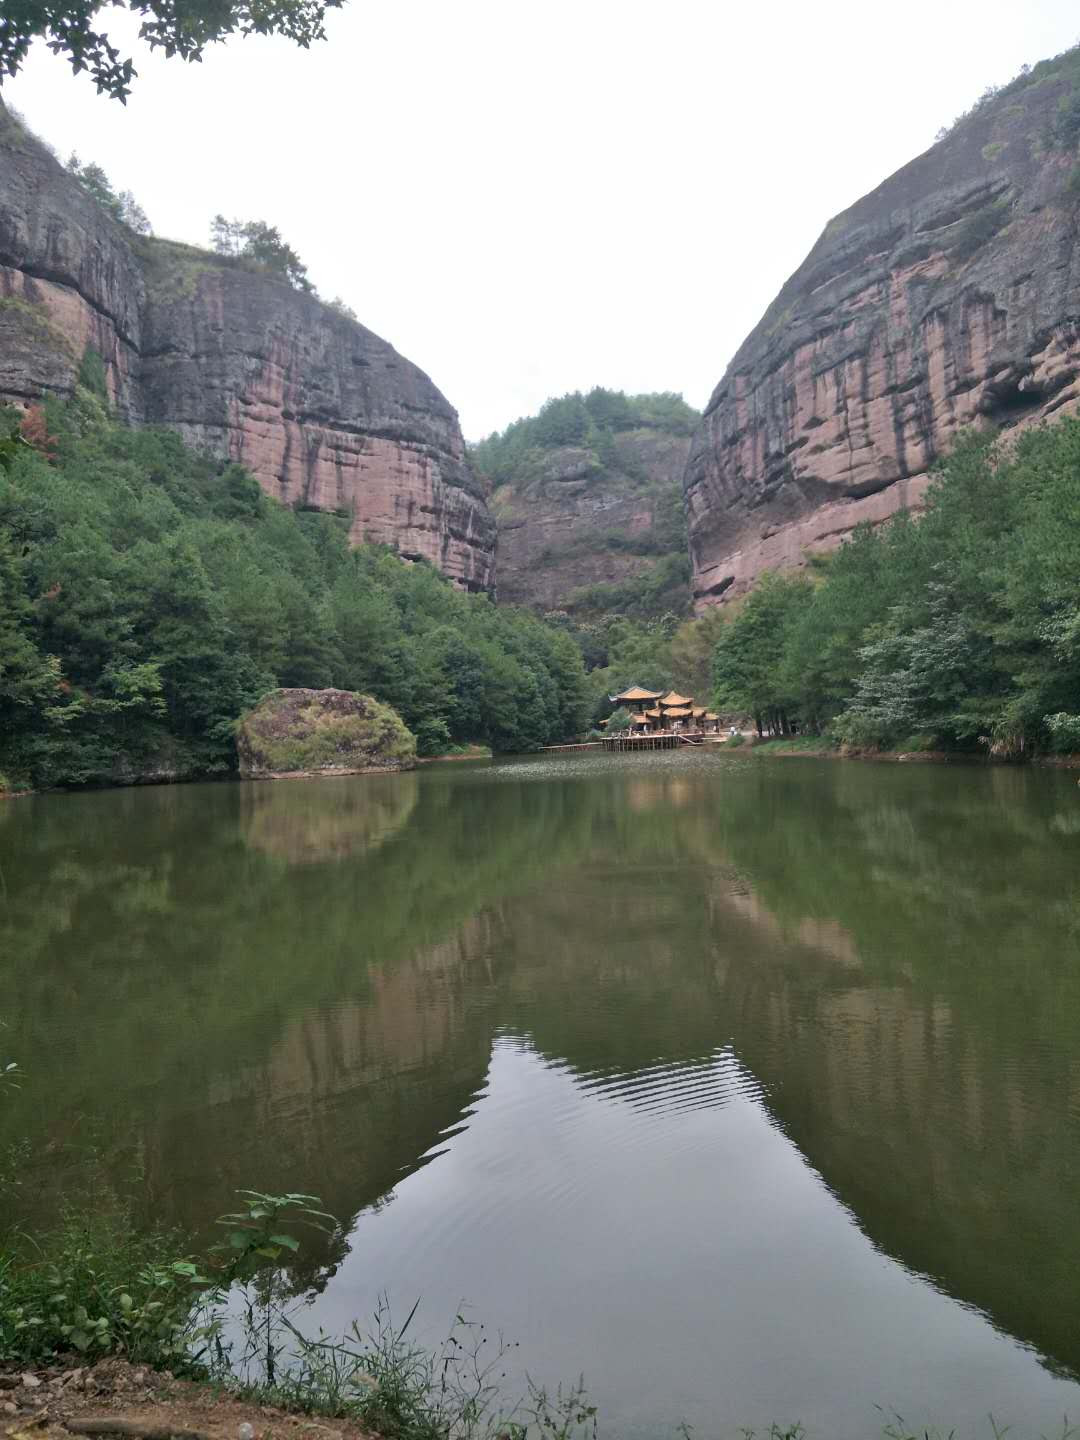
[240,774,419,866]
[0,772,598,1239]
[4,759,1080,1374]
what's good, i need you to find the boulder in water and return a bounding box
[237,688,417,779]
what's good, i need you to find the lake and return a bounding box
[3,751,1080,1438]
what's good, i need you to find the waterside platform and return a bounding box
[540,733,714,755]
[604,732,711,752]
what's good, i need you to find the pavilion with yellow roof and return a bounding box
[610,685,720,737]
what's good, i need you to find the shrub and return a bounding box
[1045,711,1080,750]
[0,1209,205,1368]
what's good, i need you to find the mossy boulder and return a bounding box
[236,688,417,779]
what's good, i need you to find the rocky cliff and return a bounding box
[0,102,494,591]
[686,46,1080,606]
[492,428,691,612]
[475,390,699,617]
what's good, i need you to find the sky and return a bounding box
[6,0,1080,440]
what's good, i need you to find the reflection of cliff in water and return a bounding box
[4,757,1080,1376]
[159,914,497,1267]
[490,760,1080,1380]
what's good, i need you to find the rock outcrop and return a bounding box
[0,103,494,592]
[493,428,691,611]
[236,688,417,778]
[686,47,1080,605]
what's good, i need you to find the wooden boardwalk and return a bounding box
[539,733,713,755]
[539,741,605,753]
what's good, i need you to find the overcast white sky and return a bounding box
[7,1,1080,438]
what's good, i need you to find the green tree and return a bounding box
[666,610,729,699]
[210,216,313,292]
[712,572,810,735]
[1,0,343,102]
[0,531,60,783]
[0,393,593,784]
[834,584,992,749]
[66,154,151,231]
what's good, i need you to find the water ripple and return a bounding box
[571,1045,762,1120]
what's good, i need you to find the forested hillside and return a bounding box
[474,388,698,621]
[0,381,590,789]
[712,418,1080,753]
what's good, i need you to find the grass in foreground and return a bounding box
[0,1190,596,1440]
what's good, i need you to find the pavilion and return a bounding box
[611,685,664,708]
[609,685,721,736]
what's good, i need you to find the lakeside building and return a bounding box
[610,685,721,736]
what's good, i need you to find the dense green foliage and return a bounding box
[472,386,698,490]
[565,551,691,624]
[713,420,1080,752]
[0,386,590,787]
[0,1206,203,1366]
[541,607,728,724]
[0,0,342,102]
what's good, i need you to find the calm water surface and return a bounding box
[3,752,1080,1438]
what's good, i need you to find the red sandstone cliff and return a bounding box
[0,103,494,592]
[686,49,1080,606]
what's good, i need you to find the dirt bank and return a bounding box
[0,1361,372,1440]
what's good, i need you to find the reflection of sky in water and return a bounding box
[313,1039,1080,1440]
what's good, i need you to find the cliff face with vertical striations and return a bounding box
[0,102,494,591]
[686,47,1080,607]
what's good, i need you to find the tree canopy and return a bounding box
[0,375,590,788]
[471,387,699,489]
[711,418,1080,754]
[0,0,343,102]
